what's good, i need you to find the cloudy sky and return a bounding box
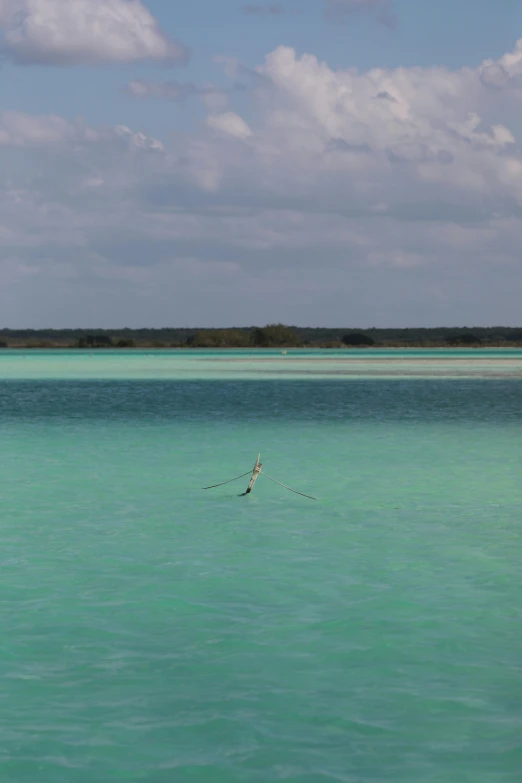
[1,0,522,327]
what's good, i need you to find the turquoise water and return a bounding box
[1,349,521,379]
[1,359,522,781]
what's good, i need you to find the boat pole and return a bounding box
[245,454,262,494]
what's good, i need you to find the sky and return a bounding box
[1,0,522,328]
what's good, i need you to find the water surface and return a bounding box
[1,348,522,380]
[1,359,521,781]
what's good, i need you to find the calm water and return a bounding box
[1,359,522,781]
[1,348,522,380]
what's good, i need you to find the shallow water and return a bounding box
[1,359,522,781]
[1,348,522,380]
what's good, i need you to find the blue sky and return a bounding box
[5,1,522,131]
[1,0,522,327]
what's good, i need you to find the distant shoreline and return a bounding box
[2,344,522,351]
[1,324,522,351]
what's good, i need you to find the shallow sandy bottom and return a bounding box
[1,351,522,379]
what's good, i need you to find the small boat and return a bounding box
[202,454,316,500]
[245,454,262,494]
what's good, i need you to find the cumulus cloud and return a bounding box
[479,43,522,91]
[0,111,85,146]
[0,109,164,150]
[2,37,522,326]
[0,0,188,65]
[480,63,510,90]
[206,112,253,140]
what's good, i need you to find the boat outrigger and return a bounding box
[202,454,316,500]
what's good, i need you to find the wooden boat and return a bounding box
[245,454,262,494]
[202,454,316,500]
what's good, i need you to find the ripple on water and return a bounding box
[1,375,522,781]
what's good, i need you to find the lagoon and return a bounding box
[1,352,521,781]
[1,347,522,380]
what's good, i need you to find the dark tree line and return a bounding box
[1,324,521,349]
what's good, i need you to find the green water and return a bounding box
[1,363,522,781]
[1,348,521,380]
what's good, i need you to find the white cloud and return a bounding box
[0,111,81,146]
[2,37,522,326]
[0,110,164,150]
[480,63,510,90]
[206,112,253,140]
[232,43,520,210]
[497,37,522,76]
[0,0,188,65]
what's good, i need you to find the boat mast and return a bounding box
[245,454,262,494]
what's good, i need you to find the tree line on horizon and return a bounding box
[1,324,522,349]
